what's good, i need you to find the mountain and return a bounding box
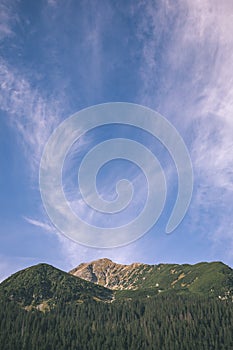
[0,261,233,350]
[0,263,113,311]
[1,259,232,311]
[70,258,233,299]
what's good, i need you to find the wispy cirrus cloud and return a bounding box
[23,216,56,234]
[136,0,233,189]
[0,58,62,175]
[0,0,18,40]
[175,0,233,202]
[133,0,233,259]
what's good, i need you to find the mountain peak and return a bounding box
[70,258,148,290]
[90,258,114,265]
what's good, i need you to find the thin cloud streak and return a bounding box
[23,216,56,234]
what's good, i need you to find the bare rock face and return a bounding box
[70,258,149,290]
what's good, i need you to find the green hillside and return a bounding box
[0,263,113,310]
[130,261,233,297]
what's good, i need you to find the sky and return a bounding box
[1,0,233,281]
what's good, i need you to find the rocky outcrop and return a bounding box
[70,258,150,290]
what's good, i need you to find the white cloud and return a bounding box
[0,58,62,176]
[136,0,233,188]
[0,1,18,40]
[23,216,56,234]
[176,0,233,198]
[133,0,233,253]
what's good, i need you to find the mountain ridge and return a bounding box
[0,260,233,350]
[70,258,233,298]
[0,259,232,313]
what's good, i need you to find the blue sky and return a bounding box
[1,0,233,281]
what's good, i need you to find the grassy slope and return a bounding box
[115,261,233,299]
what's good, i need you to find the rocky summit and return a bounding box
[70,258,149,290]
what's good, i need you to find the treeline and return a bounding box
[0,295,232,350]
